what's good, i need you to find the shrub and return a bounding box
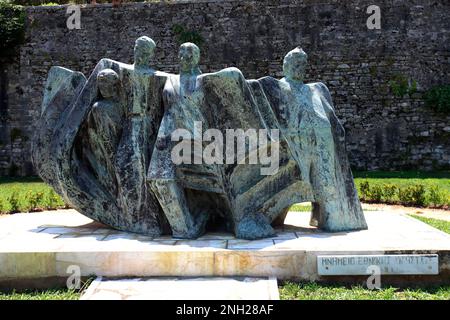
[355,180,444,207]
[427,185,445,207]
[424,85,450,113]
[358,181,390,203]
[359,180,370,201]
[26,190,45,211]
[172,24,204,47]
[388,74,417,97]
[0,0,25,56]
[0,197,5,213]
[46,189,63,209]
[369,184,384,202]
[398,184,426,207]
[382,183,397,202]
[7,191,20,212]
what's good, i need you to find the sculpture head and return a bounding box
[283,47,308,82]
[134,36,156,68]
[97,69,119,99]
[179,42,201,75]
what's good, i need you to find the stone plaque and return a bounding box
[318,254,439,275]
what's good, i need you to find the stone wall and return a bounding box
[1,0,449,176]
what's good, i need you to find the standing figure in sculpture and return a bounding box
[85,69,124,194]
[257,47,367,231]
[148,43,213,239]
[279,48,342,229]
[114,36,169,235]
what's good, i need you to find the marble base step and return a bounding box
[80,276,280,300]
[1,210,449,288]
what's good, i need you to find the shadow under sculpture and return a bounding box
[32,38,367,240]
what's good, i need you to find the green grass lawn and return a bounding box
[353,170,450,194]
[280,282,450,300]
[289,203,379,212]
[2,282,448,300]
[409,215,450,234]
[0,289,80,300]
[4,283,449,300]
[0,177,53,198]
[0,277,94,300]
[289,203,312,212]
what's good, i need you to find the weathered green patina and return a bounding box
[32,38,367,240]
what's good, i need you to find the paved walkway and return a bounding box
[293,202,450,222]
[362,203,450,222]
